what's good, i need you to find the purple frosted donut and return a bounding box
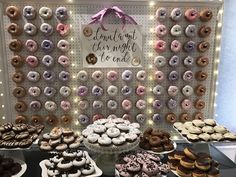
[57,40,70,53]
[183,70,193,82]
[136,85,146,96]
[153,114,161,123]
[155,71,164,82]
[60,100,71,112]
[183,41,195,52]
[23,6,36,20]
[169,55,180,67]
[59,71,70,82]
[168,70,179,82]
[30,100,41,112]
[25,39,38,53]
[171,40,181,53]
[107,70,118,82]
[44,87,56,97]
[41,40,53,53]
[153,99,163,110]
[136,114,146,124]
[55,7,68,21]
[26,56,39,68]
[153,85,164,95]
[78,114,90,125]
[167,98,177,109]
[121,85,132,96]
[77,86,88,97]
[122,70,133,81]
[43,70,55,82]
[155,24,167,38]
[42,55,54,67]
[136,99,146,110]
[58,55,70,67]
[92,85,103,96]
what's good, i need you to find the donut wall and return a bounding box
[0,0,223,135]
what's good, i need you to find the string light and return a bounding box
[215,92,218,96]
[216,47,220,52]
[70,24,73,28]
[149,1,155,7]
[216,81,219,85]
[2,116,5,120]
[148,120,153,125]
[149,40,154,45]
[148,65,153,69]
[217,23,222,27]
[72,63,76,67]
[75,120,79,125]
[70,51,74,54]
[70,37,74,41]
[148,109,153,114]
[73,87,76,91]
[216,35,221,39]
[72,75,76,79]
[0,82,2,84]
[214,103,217,107]
[0,93,3,97]
[73,98,78,103]
[148,53,153,57]
[214,70,219,75]
[149,15,154,20]
[74,110,78,114]
[215,114,218,117]
[149,28,154,33]
[149,76,153,80]
[1,105,4,108]
[0,69,2,72]
[148,98,154,104]
[69,11,73,15]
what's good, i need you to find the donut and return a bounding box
[166,113,177,123]
[183,70,193,82]
[42,55,54,67]
[30,100,42,112]
[13,86,26,98]
[153,99,163,110]
[196,56,209,67]
[7,23,22,35]
[185,8,199,21]
[183,56,194,67]
[107,100,118,110]
[183,41,195,52]
[40,23,53,36]
[43,70,55,82]
[41,40,53,53]
[58,71,70,82]
[195,71,208,81]
[181,99,192,110]
[154,40,166,53]
[153,113,161,123]
[23,6,36,20]
[136,85,146,96]
[198,41,210,52]
[6,6,20,20]
[167,98,177,109]
[170,8,182,21]
[155,70,164,82]
[77,70,88,82]
[122,114,131,121]
[56,23,70,37]
[55,7,68,21]
[86,53,97,65]
[60,101,71,112]
[9,39,22,52]
[92,85,103,96]
[31,115,42,125]
[199,25,211,38]
[11,55,24,68]
[44,87,56,97]
[39,7,52,19]
[122,99,132,111]
[136,70,146,81]
[195,99,205,110]
[168,70,179,82]
[194,112,204,120]
[92,70,104,82]
[155,8,167,21]
[57,40,70,52]
[155,24,167,38]
[15,101,27,112]
[107,70,118,81]
[27,71,40,82]
[135,114,145,124]
[61,115,72,125]
[154,56,166,67]
[170,24,182,37]
[77,86,88,96]
[60,86,71,97]
[169,55,180,67]
[92,114,104,122]
[185,24,197,38]
[182,85,193,97]
[83,26,93,37]
[78,114,90,125]
[107,85,118,96]
[78,100,89,110]
[46,115,58,126]
[167,86,178,97]
[26,56,39,68]
[153,84,164,95]
[121,85,132,96]
[24,23,37,36]
[45,101,57,112]
[136,99,146,110]
[12,71,24,83]
[28,86,41,97]
[200,9,213,22]
[93,100,103,110]
[122,70,133,81]
[180,113,191,122]
[171,40,181,53]
[25,40,38,53]
[15,115,27,124]
[195,84,206,96]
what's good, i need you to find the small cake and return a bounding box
[211,133,224,141]
[223,132,236,141]
[202,126,214,134]
[192,119,205,127]
[213,125,228,134]
[198,133,212,141]
[188,126,202,134]
[204,119,216,126]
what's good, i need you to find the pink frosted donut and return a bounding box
[181,99,192,110]
[58,55,70,67]
[25,39,38,53]
[92,70,103,82]
[56,23,70,37]
[155,24,167,38]
[155,71,164,82]
[107,70,118,82]
[122,114,131,121]
[171,40,181,53]
[136,85,146,96]
[92,114,104,122]
[185,8,199,22]
[136,99,146,110]
[26,56,39,68]
[122,99,132,111]
[154,40,166,53]
[60,100,71,111]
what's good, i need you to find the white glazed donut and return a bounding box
[92,70,103,82]
[170,8,182,21]
[60,86,71,97]
[77,70,88,82]
[24,23,37,36]
[93,125,106,134]
[93,100,103,110]
[185,24,197,38]
[87,133,100,143]
[184,56,194,67]
[182,85,193,97]
[82,165,95,175]
[40,23,53,36]
[78,100,89,110]
[28,86,41,97]
[154,56,166,67]
[27,71,40,82]
[23,6,36,20]
[58,55,70,67]
[106,127,120,138]
[107,85,118,96]
[42,55,54,67]
[45,101,57,112]
[122,70,133,81]
[44,87,56,97]
[153,85,164,95]
[107,100,118,110]
[136,70,146,81]
[39,7,53,19]
[136,99,146,110]
[170,24,182,37]
[57,40,70,52]
[135,114,146,124]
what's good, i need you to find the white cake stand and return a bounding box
[84,139,140,176]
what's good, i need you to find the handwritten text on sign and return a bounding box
[81,24,143,68]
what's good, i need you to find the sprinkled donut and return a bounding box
[136,114,146,124]
[9,39,22,52]
[77,86,88,97]
[93,100,103,110]
[170,24,182,37]
[184,56,194,67]
[60,101,71,112]
[171,40,181,53]
[26,56,39,68]
[56,23,70,37]
[155,8,167,21]
[55,7,68,21]
[6,6,20,20]
[200,9,212,22]
[25,39,38,53]
[169,55,180,67]
[44,87,56,97]
[183,41,195,52]
[182,85,193,97]
[43,70,55,82]
[28,87,41,97]
[58,55,70,67]
[153,85,164,95]
[39,7,52,20]
[42,55,54,67]
[185,24,197,38]
[155,24,167,38]
[153,113,161,123]
[27,71,40,82]
[60,86,71,97]
[170,8,182,21]
[57,40,70,53]
[168,85,179,97]
[136,99,146,110]
[23,6,36,20]
[183,70,194,82]
[12,71,25,83]
[107,100,118,110]
[199,25,211,38]
[167,98,177,109]
[153,99,163,110]
[41,40,54,53]
[122,70,133,81]
[45,101,57,112]
[92,85,103,96]
[30,100,42,112]
[107,70,118,82]
[155,70,164,82]
[24,23,37,36]
[154,56,166,67]
[154,40,166,53]
[136,70,146,81]
[7,23,22,36]
[198,41,210,53]
[122,99,132,111]
[92,70,104,82]
[181,99,192,110]
[136,85,146,96]
[185,8,199,21]
[40,23,53,36]
[59,71,70,82]
[77,70,88,82]
[78,100,89,110]
[121,85,132,96]
[78,114,90,125]
[107,85,118,96]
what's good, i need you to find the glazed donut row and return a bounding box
[6,6,68,21]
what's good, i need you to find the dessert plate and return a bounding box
[12,158,27,177]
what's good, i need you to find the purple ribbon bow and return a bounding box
[89,6,137,31]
